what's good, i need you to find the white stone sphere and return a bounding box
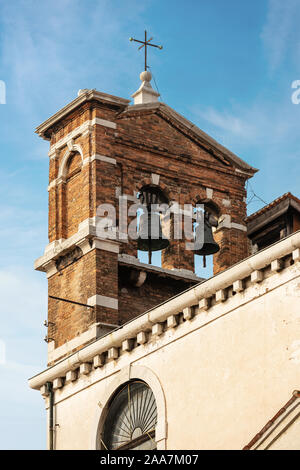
[140,71,152,82]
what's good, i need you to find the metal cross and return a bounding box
[129,30,163,71]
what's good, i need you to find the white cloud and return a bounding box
[193,93,300,152]
[0,0,149,118]
[195,107,256,140]
[190,90,300,212]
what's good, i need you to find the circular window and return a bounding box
[101,380,157,450]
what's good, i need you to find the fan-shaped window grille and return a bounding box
[102,380,157,450]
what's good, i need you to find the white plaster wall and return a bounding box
[49,264,300,450]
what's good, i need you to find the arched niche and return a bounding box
[61,148,84,237]
[58,144,83,179]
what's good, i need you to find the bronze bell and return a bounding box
[194,211,220,256]
[137,212,169,252]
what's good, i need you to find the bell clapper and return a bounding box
[203,255,206,268]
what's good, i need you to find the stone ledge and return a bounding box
[35,217,120,275]
[118,254,203,283]
[29,230,300,391]
[87,295,118,310]
[48,322,118,364]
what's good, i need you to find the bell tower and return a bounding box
[35,73,257,366]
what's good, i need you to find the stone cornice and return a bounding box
[34,217,120,276]
[118,254,202,282]
[47,322,118,364]
[36,89,130,140]
[29,230,300,391]
[37,89,257,177]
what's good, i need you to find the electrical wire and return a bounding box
[148,66,162,101]
[246,180,267,207]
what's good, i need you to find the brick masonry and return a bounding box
[40,94,256,356]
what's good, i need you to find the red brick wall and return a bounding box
[118,265,196,324]
[114,109,249,271]
[48,250,97,348]
[44,97,252,350]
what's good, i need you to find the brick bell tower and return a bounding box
[35,71,257,366]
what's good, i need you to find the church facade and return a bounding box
[29,72,300,450]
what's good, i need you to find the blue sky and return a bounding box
[0,0,300,449]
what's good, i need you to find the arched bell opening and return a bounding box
[137,185,170,266]
[193,199,221,278]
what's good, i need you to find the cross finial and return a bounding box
[129,30,163,71]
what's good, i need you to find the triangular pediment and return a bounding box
[120,102,257,175]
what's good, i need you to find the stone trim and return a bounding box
[217,214,247,232]
[183,307,193,320]
[29,230,300,392]
[198,298,209,311]
[222,199,231,207]
[215,289,226,303]
[231,222,247,232]
[53,378,63,390]
[118,253,202,282]
[137,331,147,345]
[93,354,105,368]
[251,270,263,283]
[47,322,118,364]
[82,154,117,166]
[293,248,300,262]
[65,371,77,383]
[132,79,160,105]
[48,117,117,156]
[43,260,58,278]
[151,173,160,185]
[233,279,244,292]
[35,217,120,274]
[95,118,117,129]
[80,363,91,375]
[152,323,164,336]
[48,154,116,191]
[206,188,213,199]
[57,143,84,179]
[122,339,134,352]
[36,89,129,140]
[93,239,119,253]
[87,295,118,310]
[271,259,284,272]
